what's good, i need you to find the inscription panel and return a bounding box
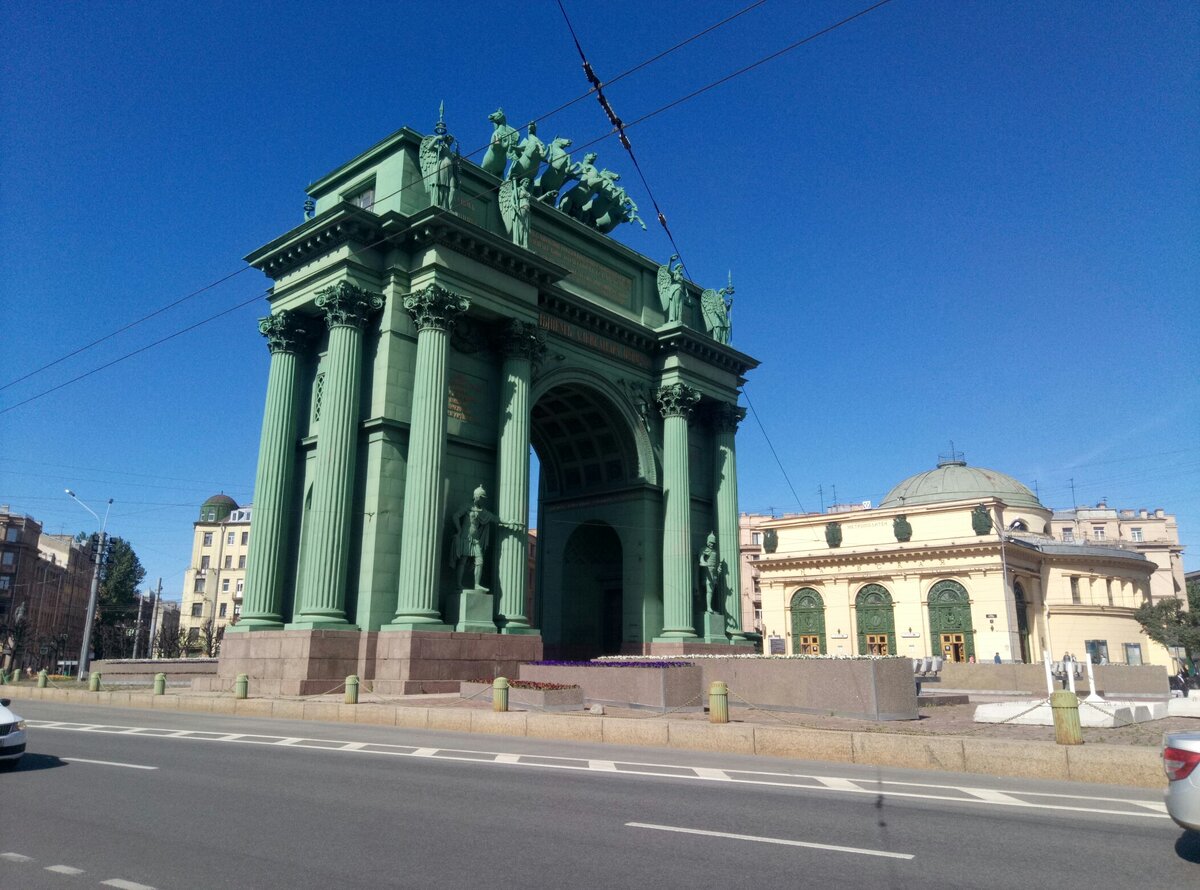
[530,231,634,308]
[539,313,652,370]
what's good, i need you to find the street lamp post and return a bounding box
[66,489,112,681]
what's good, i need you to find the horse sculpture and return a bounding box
[558,153,604,219]
[481,108,519,177]
[534,137,575,199]
[506,121,544,183]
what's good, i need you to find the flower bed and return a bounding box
[459,680,584,711]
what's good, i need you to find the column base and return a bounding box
[286,618,359,631]
[500,620,539,635]
[654,628,699,643]
[455,590,497,634]
[383,613,452,633]
[225,617,284,632]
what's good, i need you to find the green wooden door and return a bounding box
[789,588,826,654]
[855,584,895,655]
[927,579,975,661]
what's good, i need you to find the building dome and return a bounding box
[199,493,238,522]
[879,457,1043,510]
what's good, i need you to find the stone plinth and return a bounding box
[208,629,543,696]
[519,663,704,711]
[459,681,584,712]
[455,590,496,634]
[90,658,217,684]
[938,662,1169,698]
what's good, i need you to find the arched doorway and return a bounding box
[789,588,826,655]
[1013,581,1031,663]
[530,380,646,658]
[927,579,975,662]
[855,584,895,656]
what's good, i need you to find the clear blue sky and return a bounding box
[2,1,1197,600]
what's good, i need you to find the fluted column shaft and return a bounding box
[294,282,382,628]
[237,311,309,629]
[389,285,470,629]
[495,322,544,633]
[714,403,747,639]
[656,382,700,639]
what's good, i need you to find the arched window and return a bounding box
[927,579,975,662]
[855,584,895,656]
[789,588,826,655]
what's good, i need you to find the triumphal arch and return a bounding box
[222,107,758,693]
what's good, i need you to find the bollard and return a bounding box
[709,680,730,724]
[235,673,248,700]
[1050,690,1083,745]
[88,672,101,692]
[0,670,6,685]
[493,676,509,712]
[345,674,359,705]
[37,670,48,688]
[153,673,166,695]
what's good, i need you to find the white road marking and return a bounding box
[101,880,156,890]
[61,758,157,770]
[627,822,915,860]
[28,720,1168,821]
[46,865,86,875]
[1,852,34,862]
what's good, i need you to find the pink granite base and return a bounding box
[208,630,544,696]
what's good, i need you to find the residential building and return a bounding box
[0,507,93,672]
[748,455,1186,668]
[180,495,251,652]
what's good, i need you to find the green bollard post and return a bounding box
[0,670,6,686]
[88,672,101,692]
[153,673,166,695]
[235,673,248,700]
[1050,690,1083,745]
[345,675,359,705]
[37,670,48,688]
[493,677,510,712]
[709,680,730,724]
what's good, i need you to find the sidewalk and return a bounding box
[3,681,1175,788]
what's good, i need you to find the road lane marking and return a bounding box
[46,865,86,875]
[626,822,914,860]
[1,852,33,862]
[101,880,157,890]
[28,720,1168,821]
[62,758,158,770]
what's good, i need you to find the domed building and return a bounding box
[181,494,253,653]
[749,454,1183,668]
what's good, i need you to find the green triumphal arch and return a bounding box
[220,107,758,693]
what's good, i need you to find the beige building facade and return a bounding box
[748,457,1186,668]
[180,495,252,651]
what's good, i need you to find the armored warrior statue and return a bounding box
[418,102,459,210]
[699,532,721,614]
[656,254,685,323]
[450,485,498,591]
[498,177,533,249]
[700,272,734,345]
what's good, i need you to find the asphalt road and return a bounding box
[2,701,1197,889]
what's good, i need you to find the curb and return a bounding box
[4,686,1166,788]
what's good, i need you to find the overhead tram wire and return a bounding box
[741,386,805,513]
[1,3,769,396]
[3,1,895,413]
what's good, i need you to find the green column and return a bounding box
[387,285,469,630]
[714,402,747,640]
[236,311,311,630]
[655,382,700,640]
[495,321,544,634]
[292,282,383,629]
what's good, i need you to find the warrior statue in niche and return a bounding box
[698,532,721,614]
[450,485,497,591]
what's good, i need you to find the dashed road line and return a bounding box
[627,822,915,860]
[1,852,34,862]
[46,864,86,875]
[101,879,157,890]
[62,757,158,770]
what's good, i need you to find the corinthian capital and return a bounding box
[259,310,312,355]
[500,320,546,364]
[656,382,700,419]
[712,402,747,433]
[403,284,470,332]
[314,281,384,329]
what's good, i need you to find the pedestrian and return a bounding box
[993,652,1002,664]
[968,654,976,664]
[1179,667,1191,699]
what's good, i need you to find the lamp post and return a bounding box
[66,489,112,681]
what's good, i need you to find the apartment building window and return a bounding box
[238,555,246,569]
[1062,528,1074,543]
[0,577,10,590]
[233,603,242,617]
[219,602,227,618]
[203,532,213,547]
[227,532,235,546]
[187,627,200,643]
[751,532,761,545]
[754,607,763,624]
[346,182,375,210]
[200,555,210,570]
[1130,527,1143,542]
[4,527,18,542]
[236,579,244,595]
[1070,576,1081,605]
[1,551,14,566]
[193,578,205,593]
[221,579,230,593]
[224,555,232,569]
[191,602,203,617]
[241,531,249,546]
[1092,526,1105,541]
[1123,643,1143,666]
[1106,580,1113,606]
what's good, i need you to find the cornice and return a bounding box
[379,207,570,290]
[758,539,1005,572]
[654,324,759,379]
[245,206,383,280]
[539,288,657,356]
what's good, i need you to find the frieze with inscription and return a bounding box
[538,313,652,369]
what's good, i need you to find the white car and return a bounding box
[1164,730,1200,832]
[0,698,27,769]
